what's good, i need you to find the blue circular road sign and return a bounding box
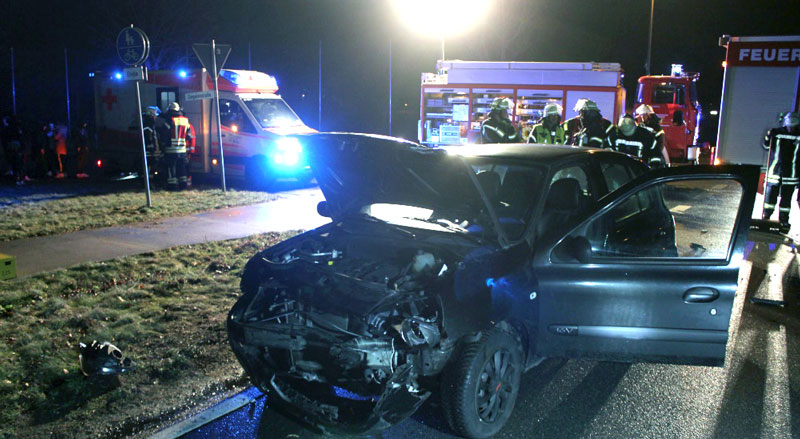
[117,26,150,66]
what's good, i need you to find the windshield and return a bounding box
[358,157,546,241]
[466,159,546,240]
[242,97,303,128]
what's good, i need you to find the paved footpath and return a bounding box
[0,188,328,278]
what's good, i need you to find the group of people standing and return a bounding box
[1,116,91,185]
[142,102,195,191]
[480,97,670,168]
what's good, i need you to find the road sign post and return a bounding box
[192,41,231,192]
[117,25,152,207]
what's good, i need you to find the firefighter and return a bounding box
[142,106,161,182]
[762,111,800,231]
[481,98,519,143]
[185,123,196,188]
[159,102,193,190]
[527,103,567,144]
[605,114,666,167]
[565,99,613,148]
[635,104,670,167]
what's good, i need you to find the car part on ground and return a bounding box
[79,340,136,376]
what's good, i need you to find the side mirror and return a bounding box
[317,201,331,218]
[672,110,684,126]
[554,236,592,264]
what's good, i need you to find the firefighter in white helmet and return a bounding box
[635,104,670,166]
[762,111,800,231]
[481,98,519,143]
[564,99,613,147]
[158,102,193,190]
[527,103,567,144]
[605,114,666,167]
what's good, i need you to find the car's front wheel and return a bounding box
[441,327,523,438]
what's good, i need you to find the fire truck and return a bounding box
[418,61,626,146]
[93,68,316,185]
[635,64,705,163]
[715,35,800,170]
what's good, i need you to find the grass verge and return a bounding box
[0,184,280,241]
[0,231,299,439]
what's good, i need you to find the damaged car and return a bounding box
[227,133,758,438]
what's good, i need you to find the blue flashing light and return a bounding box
[485,278,495,287]
[178,70,187,78]
[114,72,123,80]
[272,137,303,168]
[88,72,95,78]
[220,70,240,85]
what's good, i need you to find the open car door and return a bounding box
[532,165,759,366]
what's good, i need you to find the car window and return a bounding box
[653,83,686,105]
[601,162,638,193]
[242,97,303,128]
[575,177,743,259]
[551,165,591,198]
[219,99,257,134]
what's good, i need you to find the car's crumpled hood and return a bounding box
[298,133,486,220]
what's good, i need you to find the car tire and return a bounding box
[246,156,275,191]
[441,326,523,439]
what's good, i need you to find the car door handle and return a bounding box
[683,287,719,303]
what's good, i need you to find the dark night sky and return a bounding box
[1,0,798,140]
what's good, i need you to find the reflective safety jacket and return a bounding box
[763,126,800,185]
[569,117,613,148]
[161,110,193,154]
[527,122,567,144]
[481,116,519,143]
[641,116,666,154]
[142,113,159,157]
[605,126,662,166]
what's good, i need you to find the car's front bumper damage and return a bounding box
[228,318,431,435]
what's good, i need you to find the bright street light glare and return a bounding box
[390,0,490,39]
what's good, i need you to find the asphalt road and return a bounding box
[179,228,799,439]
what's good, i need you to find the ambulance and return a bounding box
[93,68,316,186]
[419,60,626,146]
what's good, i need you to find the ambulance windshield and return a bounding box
[242,97,303,128]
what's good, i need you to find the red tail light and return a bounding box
[96,159,103,168]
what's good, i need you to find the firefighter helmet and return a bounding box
[543,103,563,118]
[635,104,654,117]
[783,112,799,128]
[491,98,510,111]
[145,106,160,117]
[574,99,599,112]
[169,102,181,112]
[618,115,637,136]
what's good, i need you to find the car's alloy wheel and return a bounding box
[442,326,523,439]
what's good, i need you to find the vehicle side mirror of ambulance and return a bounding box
[672,110,684,126]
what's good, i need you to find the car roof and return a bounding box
[441,144,624,165]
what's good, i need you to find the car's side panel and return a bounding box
[531,165,758,366]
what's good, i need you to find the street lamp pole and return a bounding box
[646,0,654,75]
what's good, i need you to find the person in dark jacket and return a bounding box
[605,114,667,167]
[481,98,519,143]
[635,104,670,165]
[158,102,193,190]
[565,99,613,148]
[1,115,27,185]
[762,111,800,231]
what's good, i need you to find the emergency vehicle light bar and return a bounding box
[220,69,278,92]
